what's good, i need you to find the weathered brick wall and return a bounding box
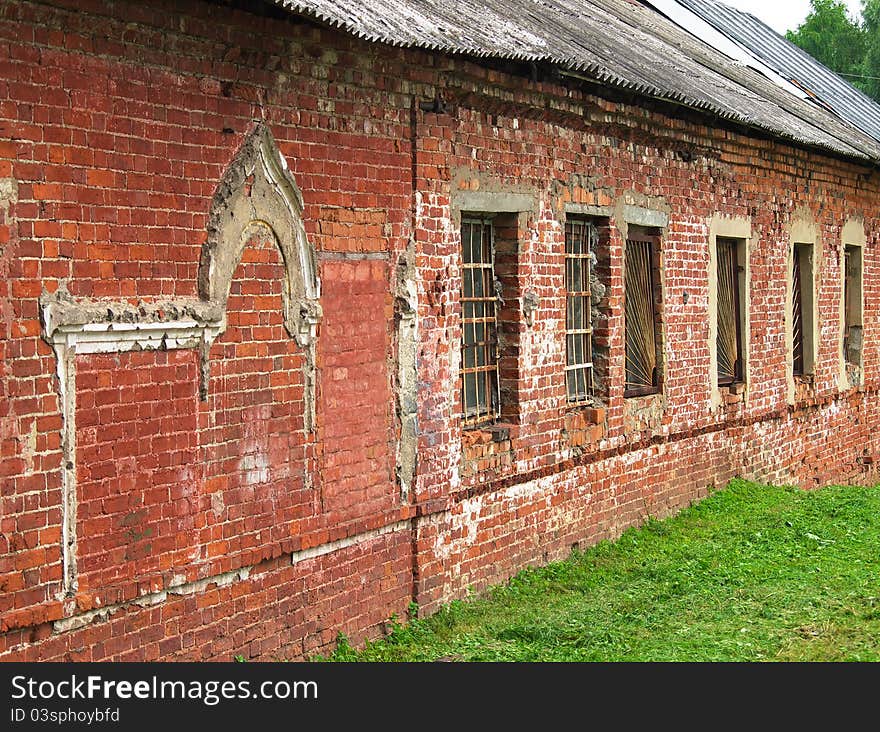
[317,257,396,523]
[407,71,880,612]
[1,0,879,660]
[0,0,415,659]
[75,349,200,602]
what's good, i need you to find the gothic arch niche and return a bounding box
[196,124,323,565]
[201,216,314,560]
[36,123,322,602]
[198,122,321,431]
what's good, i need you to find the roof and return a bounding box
[668,0,880,146]
[272,0,880,165]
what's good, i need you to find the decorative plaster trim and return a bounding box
[622,205,668,229]
[48,319,223,355]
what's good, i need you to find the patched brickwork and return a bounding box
[201,226,311,573]
[317,257,396,521]
[1,0,880,661]
[75,349,199,604]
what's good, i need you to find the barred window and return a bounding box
[792,246,805,376]
[565,219,595,402]
[716,237,744,385]
[843,244,863,368]
[624,233,662,397]
[791,242,814,377]
[460,218,500,425]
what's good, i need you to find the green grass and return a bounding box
[318,479,880,661]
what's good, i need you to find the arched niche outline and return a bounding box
[197,122,321,430]
[199,122,321,349]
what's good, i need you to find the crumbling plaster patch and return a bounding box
[394,242,419,500]
[0,178,20,471]
[0,177,17,221]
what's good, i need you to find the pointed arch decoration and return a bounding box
[39,123,321,599]
[200,122,321,346]
[197,122,322,429]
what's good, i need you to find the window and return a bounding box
[791,243,815,377]
[460,218,499,425]
[843,244,863,369]
[565,219,595,402]
[625,231,662,396]
[716,237,745,385]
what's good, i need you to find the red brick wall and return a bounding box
[76,349,199,603]
[201,228,311,574]
[1,527,411,661]
[1,0,879,660]
[317,258,397,522]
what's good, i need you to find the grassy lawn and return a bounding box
[320,479,880,661]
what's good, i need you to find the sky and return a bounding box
[720,0,864,35]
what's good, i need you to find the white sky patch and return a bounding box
[720,0,864,35]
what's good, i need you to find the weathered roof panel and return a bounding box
[673,0,880,143]
[272,0,880,164]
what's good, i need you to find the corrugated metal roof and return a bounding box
[672,0,880,144]
[271,0,880,164]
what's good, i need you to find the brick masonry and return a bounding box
[1,0,879,660]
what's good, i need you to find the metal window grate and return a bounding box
[460,218,500,426]
[844,247,851,362]
[565,219,595,402]
[717,237,743,385]
[624,235,660,396]
[792,245,805,377]
[843,245,862,367]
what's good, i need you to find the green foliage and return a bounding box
[861,0,880,100]
[324,633,359,661]
[786,0,869,94]
[316,480,880,662]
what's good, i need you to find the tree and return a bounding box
[861,0,880,100]
[785,0,870,96]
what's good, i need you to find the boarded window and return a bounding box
[565,219,595,402]
[716,237,745,385]
[625,233,662,396]
[791,242,815,377]
[460,218,499,425]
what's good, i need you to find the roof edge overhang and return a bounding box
[267,0,880,168]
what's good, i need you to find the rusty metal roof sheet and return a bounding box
[272,0,880,164]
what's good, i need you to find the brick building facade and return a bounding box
[1,0,879,660]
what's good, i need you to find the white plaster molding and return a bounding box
[48,319,223,355]
[622,205,668,229]
[40,123,324,600]
[41,298,225,599]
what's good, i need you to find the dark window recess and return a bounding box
[843,245,863,368]
[717,237,744,385]
[565,219,595,402]
[625,234,662,397]
[460,218,500,425]
[791,243,814,378]
[792,247,805,377]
